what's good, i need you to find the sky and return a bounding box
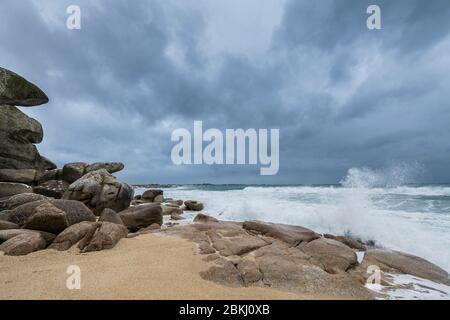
[1,0,449,184]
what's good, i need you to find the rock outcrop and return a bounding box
[0,67,49,106]
[62,169,133,215]
[155,217,373,299]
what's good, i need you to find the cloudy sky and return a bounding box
[1,0,449,184]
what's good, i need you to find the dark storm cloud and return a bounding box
[0,0,449,184]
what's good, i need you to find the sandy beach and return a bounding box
[0,233,335,300]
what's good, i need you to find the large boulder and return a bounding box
[33,180,69,199]
[300,238,358,272]
[362,249,450,285]
[0,67,49,106]
[0,198,96,227]
[61,162,87,184]
[49,221,128,253]
[0,229,55,245]
[85,162,124,175]
[49,221,98,251]
[243,220,320,246]
[23,202,69,234]
[98,208,124,225]
[0,232,47,256]
[0,182,32,198]
[49,199,96,225]
[78,222,128,253]
[0,193,47,211]
[0,105,52,172]
[63,169,133,215]
[119,203,163,232]
[62,162,125,183]
[0,199,48,226]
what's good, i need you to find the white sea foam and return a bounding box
[368,273,450,300]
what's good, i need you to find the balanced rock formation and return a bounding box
[0,67,49,106]
[0,68,55,186]
[62,169,133,215]
[0,106,55,175]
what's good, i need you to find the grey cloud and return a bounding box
[0,0,449,184]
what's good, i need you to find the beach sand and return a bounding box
[0,233,335,300]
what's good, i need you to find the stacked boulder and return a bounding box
[33,161,126,199]
[0,67,145,256]
[0,67,55,198]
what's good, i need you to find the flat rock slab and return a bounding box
[243,220,320,246]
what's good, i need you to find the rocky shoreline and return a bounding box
[1,67,449,300]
